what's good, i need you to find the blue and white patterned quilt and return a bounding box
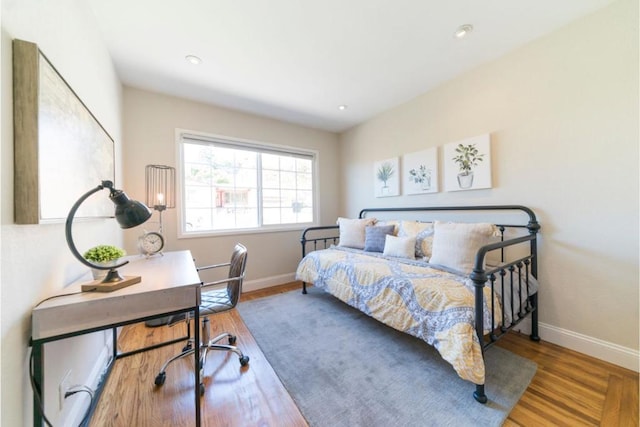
[296,246,511,385]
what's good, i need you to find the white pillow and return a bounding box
[337,217,377,249]
[429,221,499,274]
[383,235,416,259]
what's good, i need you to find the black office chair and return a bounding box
[154,243,250,395]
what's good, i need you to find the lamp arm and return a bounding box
[65,181,129,271]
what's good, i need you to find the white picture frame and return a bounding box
[374,157,400,197]
[443,134,492,192]
[403,148,438,195]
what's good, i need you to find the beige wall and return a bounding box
[1,0,636,425]
[339,0,638,367]
[121,88,340,289]
[1,1,123,425]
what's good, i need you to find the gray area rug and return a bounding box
[237,287,536,427]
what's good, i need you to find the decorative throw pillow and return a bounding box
[337,217,377,249]
[398,221,434,259]
[382,235,416,259]
[376,219,400,235]
[363,225,395,252]
[429,221,499,274]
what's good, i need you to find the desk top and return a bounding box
[32,250,201,341]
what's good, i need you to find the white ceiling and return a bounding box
[87,0,614,133]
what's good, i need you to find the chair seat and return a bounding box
[200,288,234,316]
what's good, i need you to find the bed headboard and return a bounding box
[358,205,539,233]
[357,205,540,275]
[301,205,539,275]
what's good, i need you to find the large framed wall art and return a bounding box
[13,39,115,224]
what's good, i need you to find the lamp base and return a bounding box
[81,275,142,292]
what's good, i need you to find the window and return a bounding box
[178,132,317,235]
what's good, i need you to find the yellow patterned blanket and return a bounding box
[295,246,503,385]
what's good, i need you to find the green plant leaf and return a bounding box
[83,245,126,263]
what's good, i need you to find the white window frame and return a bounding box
[176,129,320,238]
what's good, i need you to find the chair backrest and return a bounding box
[227,243,248,307]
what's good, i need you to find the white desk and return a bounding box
[31,250,202,426]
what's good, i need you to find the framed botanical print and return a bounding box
[374,157,400,197]
[403,148,438,195]
[443,134,492,192]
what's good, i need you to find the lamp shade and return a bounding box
[110,189,152,229]
[145,164,175,210]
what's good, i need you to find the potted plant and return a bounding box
[452,143,484,189]
[409,165,432,190]
[376,162,395,194]
[84,245,126,279]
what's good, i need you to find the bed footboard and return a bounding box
[470,230,540,402]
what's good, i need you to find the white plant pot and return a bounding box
[90,260,120,280]
[457,172,474,189]
[421,177,432,191]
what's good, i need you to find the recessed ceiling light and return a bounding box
[454,24,473,39]
[338,105,348,111]
[185,55,202,65]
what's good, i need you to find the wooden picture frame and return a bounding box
[13,39,115,224]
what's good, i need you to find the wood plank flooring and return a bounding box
[90,282,638,427]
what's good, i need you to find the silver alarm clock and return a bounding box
[138,231,165,256]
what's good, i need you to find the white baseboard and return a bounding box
[58,275,637,427]
[57,273,297,426]
[243,274,640,373]
[62,344,111,427]
[516,319,639,372]
[242,272,297,293]
[244,273,640,372]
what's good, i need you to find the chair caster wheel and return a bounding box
[155,372,166,386]
[228,335,237,345]
[200,383,205,396]
[239,355,250,366]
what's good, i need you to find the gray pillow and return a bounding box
[363,225,395,252]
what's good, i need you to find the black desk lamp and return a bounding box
[65,180,152,291]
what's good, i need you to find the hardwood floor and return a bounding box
[90,282,638,427]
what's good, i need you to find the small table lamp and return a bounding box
[65,180,151,292]
[145,164,175,234]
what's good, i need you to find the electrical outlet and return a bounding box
[59,370,72,410]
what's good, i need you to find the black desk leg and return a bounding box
[194,307,201,426]
[32,342,44,427]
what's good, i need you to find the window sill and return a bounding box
[177,223,318,239]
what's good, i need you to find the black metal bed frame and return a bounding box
[299,205,540,403]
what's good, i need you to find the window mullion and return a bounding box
[278,157,282,225]
[256,152,264,227]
